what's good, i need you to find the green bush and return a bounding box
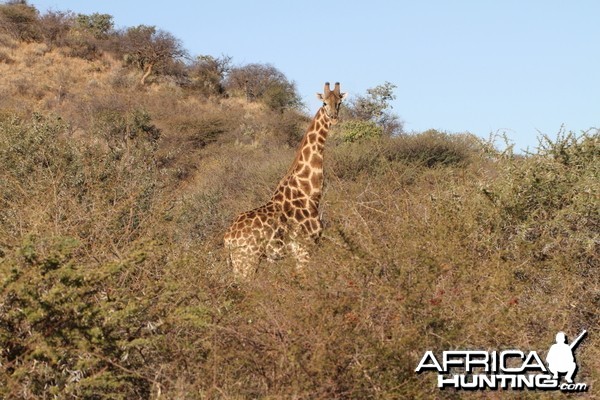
[0,114,80,193]
[336,119,382,143]
[0,235,160,398]
[0,114,172,397]
[74,13,113,40]
[91,108,161,150]
[487,129,598,223]
[484,129,599,270]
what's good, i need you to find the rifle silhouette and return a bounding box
[569,330,587,350]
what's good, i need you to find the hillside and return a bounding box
[1,3,599,399]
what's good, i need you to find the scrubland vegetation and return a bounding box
[0,2,598,399]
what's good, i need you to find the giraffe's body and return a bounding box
[224,82,347,278]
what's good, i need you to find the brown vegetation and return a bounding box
[0,2,598,399]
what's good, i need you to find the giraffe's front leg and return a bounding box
[228,246,259,279]
[225,234,260,279]
[288,241,310,273]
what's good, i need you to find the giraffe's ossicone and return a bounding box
[224,82,347,278]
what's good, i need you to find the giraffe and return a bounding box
[224,82,347,278]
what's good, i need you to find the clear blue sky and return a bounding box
[32,0,599,152]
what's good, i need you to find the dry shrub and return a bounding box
[0,25,598,398]
[0,1,40,42]
[0,49,13,64]
[382,129,481,166]
[0,32,17,48]
[329,129,482,180]
[37,10,72,49]
[265,107,310,147]
[1,109,598,399]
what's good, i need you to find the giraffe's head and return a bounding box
[317,82,347,124]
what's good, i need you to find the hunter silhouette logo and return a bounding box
[415,329,588,392]
[546,330,587,384]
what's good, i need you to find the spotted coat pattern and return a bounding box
[224,83,347,278]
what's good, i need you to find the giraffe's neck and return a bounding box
[271,107,331,204]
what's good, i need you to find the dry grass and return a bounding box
[0,33,598,400]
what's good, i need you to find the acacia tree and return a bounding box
[123,25,187,85]
[189,54,232,97]
[74,12,113,39]
[344,82,403,137]
[225,63,301,111]
[337,82,404,142]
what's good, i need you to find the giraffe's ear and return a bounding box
[316,93,324,101]
[341,92,348,100]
